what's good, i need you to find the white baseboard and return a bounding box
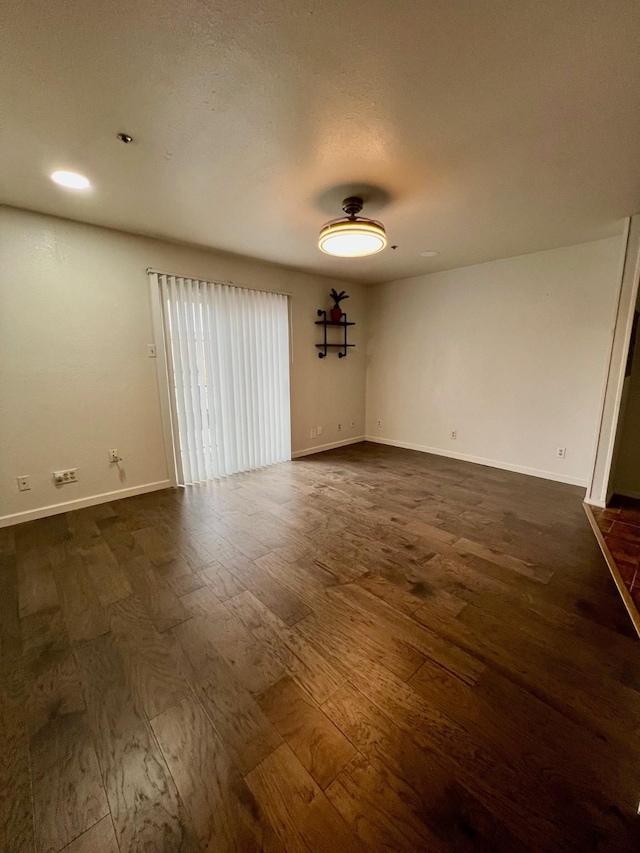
[292,436,365,459]
[364,436,589,488]
[0,480,172,528]
[583,496,607,508]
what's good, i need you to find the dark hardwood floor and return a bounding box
[1,442,639,852]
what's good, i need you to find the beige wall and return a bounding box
[612,286,640,498]
[612,352,640,498]
[0,206,367,524]
[1,204,628,526]
[365,238,624,486]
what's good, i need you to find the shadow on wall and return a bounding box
[613,307,640,498]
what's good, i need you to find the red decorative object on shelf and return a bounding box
[329,289,349,324]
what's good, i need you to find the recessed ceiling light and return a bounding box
[51,170,91,190]
[419,250,439,258]
[319,197,387,258]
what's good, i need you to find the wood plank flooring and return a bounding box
[1,442,639,852]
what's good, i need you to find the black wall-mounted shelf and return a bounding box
[316,310,355,358]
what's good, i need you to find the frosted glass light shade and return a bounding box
[318,218,387,257]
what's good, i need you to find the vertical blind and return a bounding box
[151,273,291,484]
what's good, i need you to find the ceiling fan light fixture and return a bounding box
[318,197,387,258]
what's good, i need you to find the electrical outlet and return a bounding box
[450,430,457,440]
[17,476,30,492]
[53,468,78,485]
[108,449,122,464]
[377,419,382,428]
[350,421,355,429]
[556,447,566,459]
[337,423,342,432]
[310,428,317,439]
[317,426,323,436]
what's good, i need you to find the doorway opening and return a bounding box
[151,272,291,484]
[584,215,640,634]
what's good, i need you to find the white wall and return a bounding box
[0,206,367,525]
[365,238,625,486]
[1,205,627,526]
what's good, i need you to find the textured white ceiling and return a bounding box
[1,0,639,283]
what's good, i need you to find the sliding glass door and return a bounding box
[151,273,291,484]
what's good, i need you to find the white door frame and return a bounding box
[586,215,640,506]
[148,273,181,487]
[147,270,294,487]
